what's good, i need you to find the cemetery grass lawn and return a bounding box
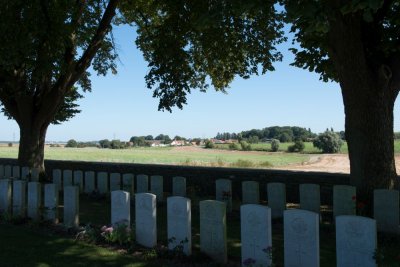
[0,224,158,267]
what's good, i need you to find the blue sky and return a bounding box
[1,25,399,141]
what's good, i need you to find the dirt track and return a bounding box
[276,154,400,174]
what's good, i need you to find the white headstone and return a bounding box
[44,183,59,223]
[172,176,186,197]
[136,174,148,193]
[97,172,109,194]
[12,166,20,179]
[63,170,73,188]
[135,193,157,248]
[64,186,79,227]
[151,175,163,202]
[111,190,130,226]
[84,171,95,193]
[333,185,356,217]
[53,169,62,191]
[336,215,377,267]
[73,170,83,192]
[284,209,319,267]
[0,165,4,179]
[299,184,320,214]
[110,173,121,192]
[12,180,26,217]
[21,167,30,180]
[216,179,232,212]
[267,183,286,219]
[122,173,134,195]
[200,200,227,263]
[374,189,399,233]
[0,179,11,214]
[241,204,272,267]
[167,196,192,255]
[31,168,39,182]
[242,181,260,204]
[4,165,12,179]
[27,182,41,220]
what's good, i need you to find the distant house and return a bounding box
[224,139,238,144]
[210,139,225,144]
[146,140,164,147]
[170,140,186,146]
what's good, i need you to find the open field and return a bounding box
[0,146,310,169]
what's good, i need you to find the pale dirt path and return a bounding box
[274,154,400,174]
[172,146,400,174]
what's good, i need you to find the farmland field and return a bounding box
[0,145,310,168]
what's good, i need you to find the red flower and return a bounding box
[357,202,365,209]
[352,195,356,201]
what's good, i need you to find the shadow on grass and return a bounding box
[0,224,158,267]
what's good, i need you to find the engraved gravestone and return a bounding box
[242,181,260,204]
[0,165,4,179]
[73,170,83,192]
[374,189,399,233]
[200,200,227,263]
[267,183,286,219]
[13,180,26,217]
[97,172,109,194]
[241,204,272,267]
[172,176,186,197]
[111,190,130,226]
[151,175,164,202]
[333,185,356,217]
[21,167,30,180]
[336,215,377,267]
[300,184,320,214]
[216,179,232,212]
[0,179,11,213]
[12,166,20,179]
[84,171,95,193]
[284,209,319,267]
[110,173,121,192]
[63,170,73,187]
[136,174,148,193]
[167,196,192,255]
[44,183,59,223]
[135,193,157,247]
[53,169,62,191]
[27,182,41,220]
[64,186,79,227]
[4,165,12,179]
[122,173,134,195]
[31,168,39,182]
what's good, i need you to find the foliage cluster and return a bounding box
[287,140,305,153]
[313,131,343,153]
[270,139,280,152]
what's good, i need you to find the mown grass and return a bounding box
[0,146,309,168]
[0,223,159,267]
[4,195,400,266]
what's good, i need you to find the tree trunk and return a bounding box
[341,77,398,212]
[18,122,49,174]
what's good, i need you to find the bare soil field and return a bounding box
[276,153,400,174]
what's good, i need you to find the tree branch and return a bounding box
[67,0,119,89]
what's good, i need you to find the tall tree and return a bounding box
[282,0,400,203]
[0,0,119,171]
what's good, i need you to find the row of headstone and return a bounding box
[110,191,377,267]
[0,179,79,227]
[0,165,39,181]
[51,170,187,201]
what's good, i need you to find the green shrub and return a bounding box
[240,141,252,151]
[7,142,12,147]
[65,139,77,148]
[228,142,240,150]
[271,139,280,152]
[204,140,215,149]
[313,131,343,153]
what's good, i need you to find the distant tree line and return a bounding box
[215,126,318,143]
